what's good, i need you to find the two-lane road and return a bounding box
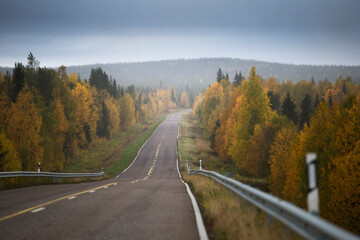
[0,110,202,239]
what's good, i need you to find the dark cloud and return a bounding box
[1,0,359,34]
[0,0,359,66]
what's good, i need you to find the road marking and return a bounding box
[68,196,76,200]
[114,120,163,178]
[176,117,208,240]
[130,136,165,183]
[0,182,117,222]
[104,186,108,189]
[89,190,95,193]
[31,207,45,213]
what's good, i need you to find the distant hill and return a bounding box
[2,58,360,89]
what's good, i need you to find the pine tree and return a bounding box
[299,94,312,129]
[27,52,40,69]
[281,92,297,124]
[216,68,224,83]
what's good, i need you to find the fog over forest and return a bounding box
[2,58,359,89]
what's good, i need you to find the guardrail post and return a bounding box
[306,153,319,215]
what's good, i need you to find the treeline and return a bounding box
[3,58,358,89]
[193,67,360,232]
[0,53,191,173]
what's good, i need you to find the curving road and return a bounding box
[0,110,202,239]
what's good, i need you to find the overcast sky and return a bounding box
[0,0,359,67]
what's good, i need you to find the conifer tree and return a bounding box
[209,119,220,151]
[281,92,297,124]
[299,94,312,129]
[313,93,320,111]
[216,68,224,83]
[268,91,280,112]
[11,63,25,102]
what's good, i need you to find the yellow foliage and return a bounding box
[201,82,224,132]
[52,99,70,171]
[328,142,360,232]
[229,67,271,174]
[192,93,204,117]
[73,82,98,148]
[180,91,190,108]
[0,132,22,171]
[120,93,135,130]
[7,88,43,170]
[104,96,120,136]
[269,124,297,197]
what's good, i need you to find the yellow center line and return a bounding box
[131,141,163,184]
[0,182,117,222]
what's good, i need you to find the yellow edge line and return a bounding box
[0,182,117,222]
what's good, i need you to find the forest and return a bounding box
[193,67,360,233]
[0,53,192,173]
[2,58,360,89]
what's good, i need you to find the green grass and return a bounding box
[178,112,303,240]
[106,117,164,176]
[75,113,167,178]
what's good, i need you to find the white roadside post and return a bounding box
[306,153,319,215]
[199,160,202,170]
[38,162,41,173]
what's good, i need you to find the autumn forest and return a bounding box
[0,53,359,233]
[193,66,360,232]
[0,53,192,173]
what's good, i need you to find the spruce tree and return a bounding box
[11,63,25,102]
[233,71,243,86]
[313,93,320,111]
[328,92,333,107]
[281,92,297,124]
[267,91,280,112]
[209,119,220,151]
[97,101,110,139]
[299,94,312,129]
[216,68,224,83]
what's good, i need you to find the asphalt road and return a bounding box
[0,110,201,240]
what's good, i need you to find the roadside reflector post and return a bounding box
[101,167,104,173]
[38,162,41,173]
[199,160,202,170]
[306,153,319,215]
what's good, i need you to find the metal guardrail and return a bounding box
[188,165,359,240]
[0,171,104,178]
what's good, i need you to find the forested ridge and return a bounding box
[2,58,360,89]
[193,67,360,233]
[0,53,192,173]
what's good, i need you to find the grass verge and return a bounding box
[178,112,303,240]
[74,112,168,178]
